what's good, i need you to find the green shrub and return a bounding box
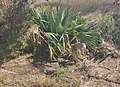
[30,7,102,61]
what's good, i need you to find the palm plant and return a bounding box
[30,7,102,61]
[69,17,102,46]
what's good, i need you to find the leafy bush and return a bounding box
[112,26,120,49]
[98,14,114,38]
[30,7,102,61]
[98,14,120,49]
[112,13,120,48]
[0,0,31,60]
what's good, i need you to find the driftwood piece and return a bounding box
[71,42,86,62]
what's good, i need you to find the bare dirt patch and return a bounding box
[0,51,120,87]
